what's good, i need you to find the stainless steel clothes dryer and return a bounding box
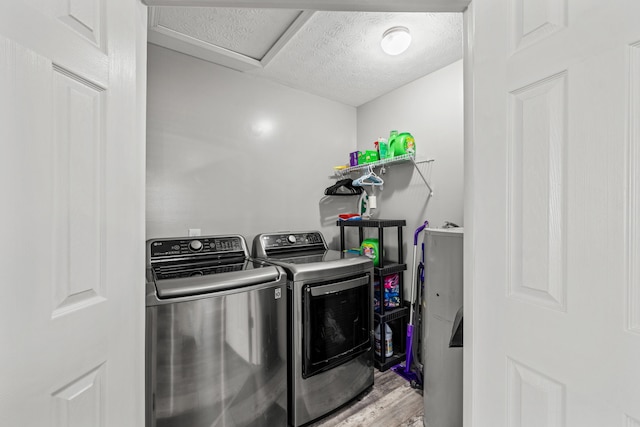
[146,234,287,427]
[252,231,374,427]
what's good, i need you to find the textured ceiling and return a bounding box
[148,7,463,106]
[155,8,302,60]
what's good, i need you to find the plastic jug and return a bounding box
[374,323,393,357]
[390,132,416,157]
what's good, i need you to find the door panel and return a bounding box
[508,71,568,313]
[0,1,145,425]
[629,42,640,335]
[54,0,104,49]
[52,65,106,317]
[468,0,640,425]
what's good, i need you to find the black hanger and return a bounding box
[324,179,364,196]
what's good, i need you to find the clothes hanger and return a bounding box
[324,179,364,196]
[352,166,384,186]
[368,170,384,184]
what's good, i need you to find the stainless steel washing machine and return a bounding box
[146,234,287,427]
[252,231,374,427]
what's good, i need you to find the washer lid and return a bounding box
[151,255,249,280]
[154,264,282,299]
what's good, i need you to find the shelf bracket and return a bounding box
[410,157,434,197]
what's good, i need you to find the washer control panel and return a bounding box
[149,235,247,259]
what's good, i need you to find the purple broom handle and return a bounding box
[414,221,429,245]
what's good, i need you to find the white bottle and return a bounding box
[374,323,393,357]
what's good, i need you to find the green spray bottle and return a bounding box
[377,137,389,159]
[388,130,398,158]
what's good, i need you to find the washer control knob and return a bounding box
[287,235,297,244]
[189,240,203,252]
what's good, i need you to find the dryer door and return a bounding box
[302,274,371,378]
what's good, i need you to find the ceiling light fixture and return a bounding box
[381,26,411,56]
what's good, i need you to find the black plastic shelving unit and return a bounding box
[337,219,408,371]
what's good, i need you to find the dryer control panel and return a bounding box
[254,231,327,256]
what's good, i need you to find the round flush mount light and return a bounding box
[381,26,411,56]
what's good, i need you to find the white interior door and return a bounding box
[0,1,146,426]
[466,0,640,425]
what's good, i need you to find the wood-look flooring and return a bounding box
[308,368,423,427]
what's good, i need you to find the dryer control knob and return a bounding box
[189,240,203,252]
[287,235,297,244]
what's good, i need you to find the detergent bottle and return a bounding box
[390,132,416,157]
[374,323,393,357]
[387,130,398,158]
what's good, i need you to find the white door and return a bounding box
[0,1,146,426]
[466,0,640,425]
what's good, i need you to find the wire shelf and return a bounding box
[334,154,421,175]
[333,154,435,196]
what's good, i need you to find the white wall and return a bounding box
[355,59,464,294]
[147,46,463,276]
[146,44,358,246]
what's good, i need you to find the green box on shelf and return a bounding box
[358,150,379,164]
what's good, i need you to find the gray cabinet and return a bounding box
[423,228,463,427]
